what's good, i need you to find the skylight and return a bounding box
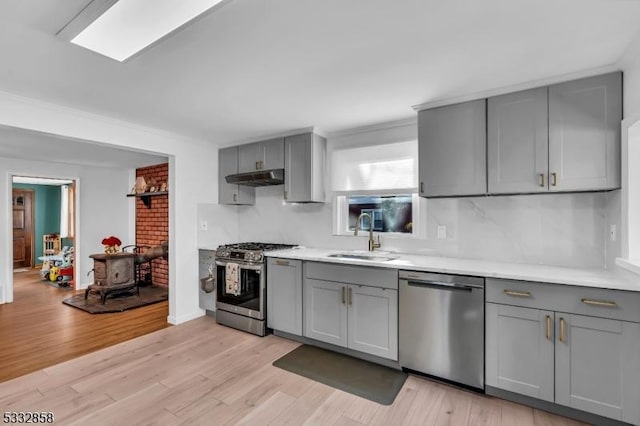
[70,0,227,62]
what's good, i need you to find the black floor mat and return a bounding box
[273,344,407,405]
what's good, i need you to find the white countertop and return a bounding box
[265,247,640,292]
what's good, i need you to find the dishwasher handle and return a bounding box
[405,279,482,292]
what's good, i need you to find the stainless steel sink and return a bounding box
[326,253,398,262]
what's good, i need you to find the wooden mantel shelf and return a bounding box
[126,191,168,208]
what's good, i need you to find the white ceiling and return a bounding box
[0,126,167,168]
[1,0,640,145]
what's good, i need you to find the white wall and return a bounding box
[237,186,609,268]
[0,90,218,324]
[234,121,612,269]
[1,157,131,302]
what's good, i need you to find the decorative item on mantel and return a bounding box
[101,236,122,254]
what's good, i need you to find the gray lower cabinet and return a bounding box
[218,146,255,205]
[347,284,398,359]
[304,278,348,347]
[548,72,621,192]
[555,313,640,423]
[486,303,555,402]
[303,275,398,360]
[266,258,302,335]
[418,99,487,197]
[486,277,640,424]
[284,132,326,203]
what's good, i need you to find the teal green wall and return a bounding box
[13,184,61,260]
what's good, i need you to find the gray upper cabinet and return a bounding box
[267,258,303,336]
[418,99,487,197]
[218,146,255,205]
[238,137,285,173]
[284,133,326,203]
[488,87,549,194]
[548,72,622,192]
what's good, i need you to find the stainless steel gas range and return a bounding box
[214,242,296,336]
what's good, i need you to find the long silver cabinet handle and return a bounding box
[581,298,617,308]
[503,289,532,298]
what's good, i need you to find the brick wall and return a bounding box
[135,163,169,287]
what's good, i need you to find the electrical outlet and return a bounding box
[437,225,446,239]
[610,224,616,241]
[200,220,208,231]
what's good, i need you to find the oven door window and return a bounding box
[217,264,261,311]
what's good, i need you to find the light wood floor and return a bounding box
[0,268,170,383]
[0,312,587,425]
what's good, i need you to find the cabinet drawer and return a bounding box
[305,261,397,290]
[487,278,640,323]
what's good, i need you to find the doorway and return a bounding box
[12,189,34,269]
[12,176,77,291]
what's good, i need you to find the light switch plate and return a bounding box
[200,220,208,231]
[610,224,616,241]
[437,225,446,239]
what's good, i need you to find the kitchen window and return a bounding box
[331,139,419,236]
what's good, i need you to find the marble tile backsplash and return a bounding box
[217,186,611,268]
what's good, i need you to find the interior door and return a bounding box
[13,189,34,269]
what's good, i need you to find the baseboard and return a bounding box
[486,386,633,426]
[167,309,205,325]
[272,329,401,370]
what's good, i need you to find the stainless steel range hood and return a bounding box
[225,169,284,187]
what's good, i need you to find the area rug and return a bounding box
[273,344,407,405]
[62,286,168,314]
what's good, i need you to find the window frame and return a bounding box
[333,190,421,238]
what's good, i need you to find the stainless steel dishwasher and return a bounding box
[399,270,485,391]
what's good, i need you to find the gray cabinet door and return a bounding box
[486,303,555,402]
[548,72,621,192]
[488,88,549,194]
[284,133,326,203]
[347,285,398,360]
[555,313,640,424]
[267,258,302,335]
[303,278,348,347]
[418,99,487,197]
[238,142,261,173]
[238,138,284,173]
[218,146,255,205]
[262,137,285,170]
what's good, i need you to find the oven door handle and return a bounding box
[215,260,263,271]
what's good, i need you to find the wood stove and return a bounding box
[85,252,137,304]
